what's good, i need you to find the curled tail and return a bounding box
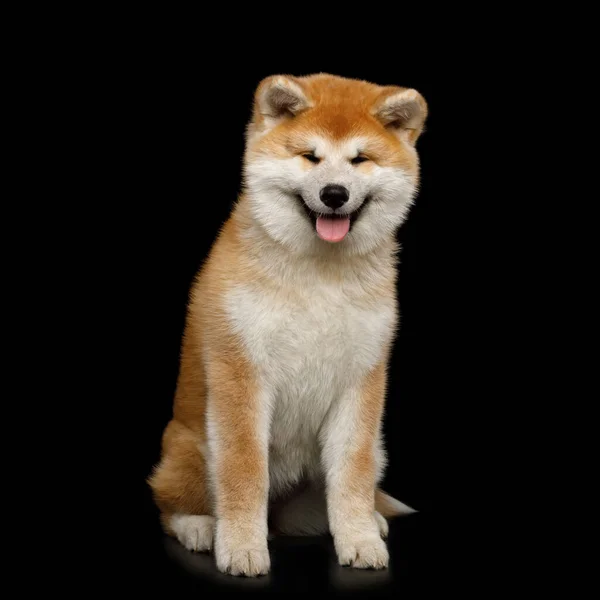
[271,486,417,536]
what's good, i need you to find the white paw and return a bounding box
[374,511,389,538]
[215,522,270,577]
[216,544,270,577]
[335,535,389,570]
[170,514,214,552]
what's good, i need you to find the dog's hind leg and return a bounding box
[147,419,214,552]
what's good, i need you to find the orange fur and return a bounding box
[248,73,425,174]
[331,361,388,527]
[148,73,427,574]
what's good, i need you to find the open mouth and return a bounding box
[295,195,371,243]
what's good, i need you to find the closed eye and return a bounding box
[351,155,369,165]
[302,152,320,164]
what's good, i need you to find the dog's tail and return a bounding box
[375,488,417,518]
[271,486,416,536]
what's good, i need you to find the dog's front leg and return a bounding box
[321,362,389,569]
[205,356,271,577]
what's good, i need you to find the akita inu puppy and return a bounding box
[148,73,428,577]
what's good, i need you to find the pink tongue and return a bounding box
[316,216,350,242]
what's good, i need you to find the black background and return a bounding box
[92,46,487,594]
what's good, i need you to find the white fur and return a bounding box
[224,266,396,569]
[374,511,389,538]
[319,383,388,569]
[225,247,397,502]
[244,135,417,256]
[170,514,215,552]
[214,519,270,577]
[205,383,272,576]
[204,356,274,576]
[320,385,382,529]
[335,534,389,569]
[209,131,415,573]
[272,483,391,538]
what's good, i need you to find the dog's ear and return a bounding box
[251,75,311,131]
[373,87,428,145]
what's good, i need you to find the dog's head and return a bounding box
[243,73,427,256]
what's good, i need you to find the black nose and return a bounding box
[320,184,349,209]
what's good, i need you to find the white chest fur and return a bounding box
[224,273,396,492]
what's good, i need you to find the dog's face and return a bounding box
[243,73,428,256]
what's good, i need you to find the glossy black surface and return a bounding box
[93,51,473,596]
[138,511,424,595]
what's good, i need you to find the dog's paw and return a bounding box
[335,534,389,570]
[217,545,271,577]
[170,514,215,552]
[215,521,270,577]
[374,511,389,538]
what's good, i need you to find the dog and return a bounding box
[148,73,428,577]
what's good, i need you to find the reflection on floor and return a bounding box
[161,513,422,594]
